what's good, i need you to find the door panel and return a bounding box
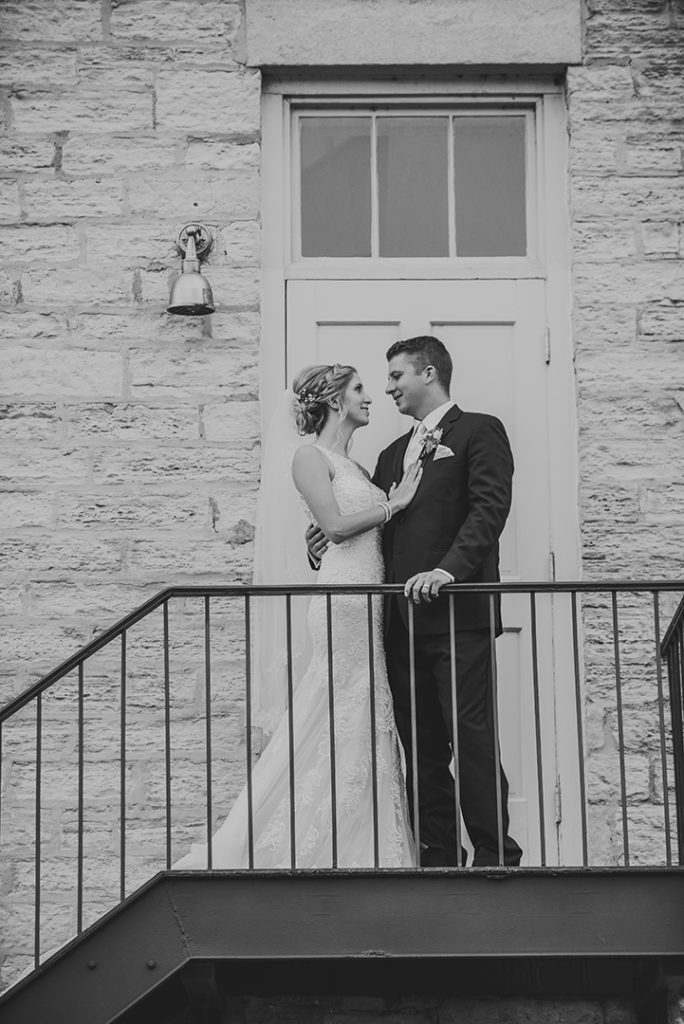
[287,278,557,865]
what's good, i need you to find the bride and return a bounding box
[175,363,421,869]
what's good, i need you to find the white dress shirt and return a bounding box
[403,400,455,583]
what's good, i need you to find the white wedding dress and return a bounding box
[175,448,415,870]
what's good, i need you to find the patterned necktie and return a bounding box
[403,421,428,471]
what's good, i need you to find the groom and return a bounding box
[372,336,521,867]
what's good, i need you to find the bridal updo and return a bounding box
[292,363,356,436]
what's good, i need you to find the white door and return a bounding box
[287,277,558,865]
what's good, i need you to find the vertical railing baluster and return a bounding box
[448,595,462,869]
[407,601,421,864]
[245,594,254,870]
[653,592,672,866]
[667,632,684,864]
[489,594,504,867]
[611,591,629,866]
[35,693,42,969]
[0,722,3,857]
[678,627,684,864]
[326,593,338,869]
[285,595,297,869]
[120,632,126,900]
[77,662,84,933]
[529,592,546,867]
[366,594,379,869]
[204,597,213,870]
[163,601,172,871]
[571,592,588,867]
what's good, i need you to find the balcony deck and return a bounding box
[2,868,684,1024]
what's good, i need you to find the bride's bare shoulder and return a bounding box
[291,443,333,476]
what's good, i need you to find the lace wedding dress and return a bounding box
[175,448,415,869]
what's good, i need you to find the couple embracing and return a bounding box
[176,336,521,871]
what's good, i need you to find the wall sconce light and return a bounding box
[167,223,215,316]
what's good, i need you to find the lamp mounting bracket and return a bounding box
[175,223,213,261]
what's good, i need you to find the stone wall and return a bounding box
[0,0,262,989]
[567,0,684,866]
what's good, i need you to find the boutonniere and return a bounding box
[419,427,443,462]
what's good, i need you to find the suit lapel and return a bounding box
[435,403,463,445]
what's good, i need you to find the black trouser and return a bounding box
[386,610,522,867]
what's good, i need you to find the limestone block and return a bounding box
[85,223,178,267]
[56,491,209,531]
[573,303,637,347]
[214,222,261,266]
[571,176,684,219]
[128,169,258,221]
[62,134,178,176]
[0,134,54,173]
[127,536,254,577]
[109,0,239,42]
[200,266,260,308]
[155,69,260,134]
[64,402,198,441]
[75,47,155,88]
[641,483,684,524]
[639,303,684,341]
[0,621,92,667]
[0,347,123,398]
[569,124,621,175]
[21,264,134,306]
[0,536,121,575]
[92,445,259,485]
[129,345,259,398]
[25,580,160,622]
[245,0,583,66]
[0,445,89,484]
[0,224,78,263]
[572,220,636,260]
[574,260,684,303]
[0,48,78,88]
[0,180,21,223]
[202,310,259,347]
[185,140,260,172]
[64,310,204,347]
[202,399,260,445]
[567,64,637,103]
[0,491,55,529]
[22,177,123,220]
[0,311,67,343]
[641,220,679,255]
[0,0,102,42]
[10,86,152,133]
[206,484,258,534]
[624,140,683,175]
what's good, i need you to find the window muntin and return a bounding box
[296,108,532,260]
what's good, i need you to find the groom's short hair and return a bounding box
[386,336,452,392]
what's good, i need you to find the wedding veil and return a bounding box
[251,388,317,734]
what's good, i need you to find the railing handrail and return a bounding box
[662,593,684,657]
[2,579,684,724]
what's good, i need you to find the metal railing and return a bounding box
[0,580,683,986]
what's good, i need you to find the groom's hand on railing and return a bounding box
[306,522,328,570]
[404,569,452,603]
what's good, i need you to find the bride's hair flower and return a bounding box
[291,363,357,436]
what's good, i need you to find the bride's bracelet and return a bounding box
[377,500,393,523]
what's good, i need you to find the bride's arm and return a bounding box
[292,446,421,545]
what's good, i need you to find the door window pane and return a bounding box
[377,117,448,257]
[300,117,371,257]
[452,116,527,257]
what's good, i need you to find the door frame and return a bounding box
[259,74,583,862]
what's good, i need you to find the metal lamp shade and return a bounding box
[167,266,215,316]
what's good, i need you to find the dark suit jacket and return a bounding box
[372,404,513,636]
